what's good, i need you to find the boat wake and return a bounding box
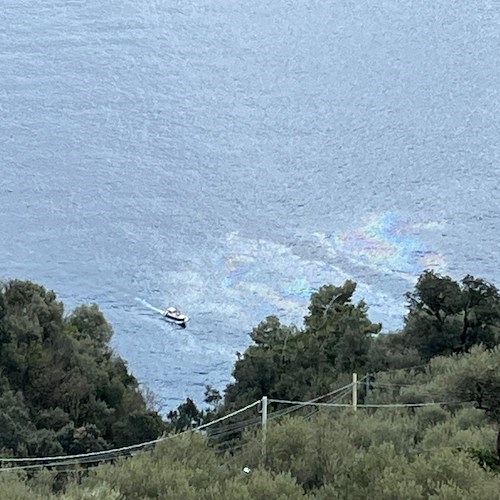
[135,297,164,315]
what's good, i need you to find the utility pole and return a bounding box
[352,373,357,411]
[261,396,268,464]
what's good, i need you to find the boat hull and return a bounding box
[162,315,189,328]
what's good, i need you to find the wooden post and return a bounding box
[352,373,357,412]
[261,396,268,464]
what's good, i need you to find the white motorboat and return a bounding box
[162,307,189,328]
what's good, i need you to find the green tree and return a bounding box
[222,282,380,411]
[167,398,201,432]
[112,410,165,447]
[0,388,33,455]
[303,281,380,373]
[224,316,299,407]
[66,304,113,347]
[404,271,500,361]
[366,331,422,372]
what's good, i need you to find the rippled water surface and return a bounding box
[1,0,499,411]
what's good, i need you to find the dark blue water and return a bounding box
[1,0,499,411]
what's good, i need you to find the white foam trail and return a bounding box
[135,297,164,314]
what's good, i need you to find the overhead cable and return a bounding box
[268,399,471,408]
[0,400,260,465]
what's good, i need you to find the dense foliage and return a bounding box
[2,404,500,499]
[0,280,165,458]
[223,280,381,409]
[218,273,500,412]
[1,271,500,498]
[404,272,500,360]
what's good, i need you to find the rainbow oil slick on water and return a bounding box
[217,213,446,332]
[320,213,446,282]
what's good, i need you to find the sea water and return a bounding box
[1,0,499,411]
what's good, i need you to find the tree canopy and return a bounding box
[223,281,381,409]
[403,271,500,360]
[0,280,165,458]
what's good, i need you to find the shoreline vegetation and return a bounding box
[1,272,500,499]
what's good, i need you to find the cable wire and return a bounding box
[268,399,471,408]
[0,400,260,465]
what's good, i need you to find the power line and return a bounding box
[268,399,471,409]
[303,386,353,421]
[0,400,260,467]
[0,379,475,473]
[195,400,260,432]
[0,386,357,471]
